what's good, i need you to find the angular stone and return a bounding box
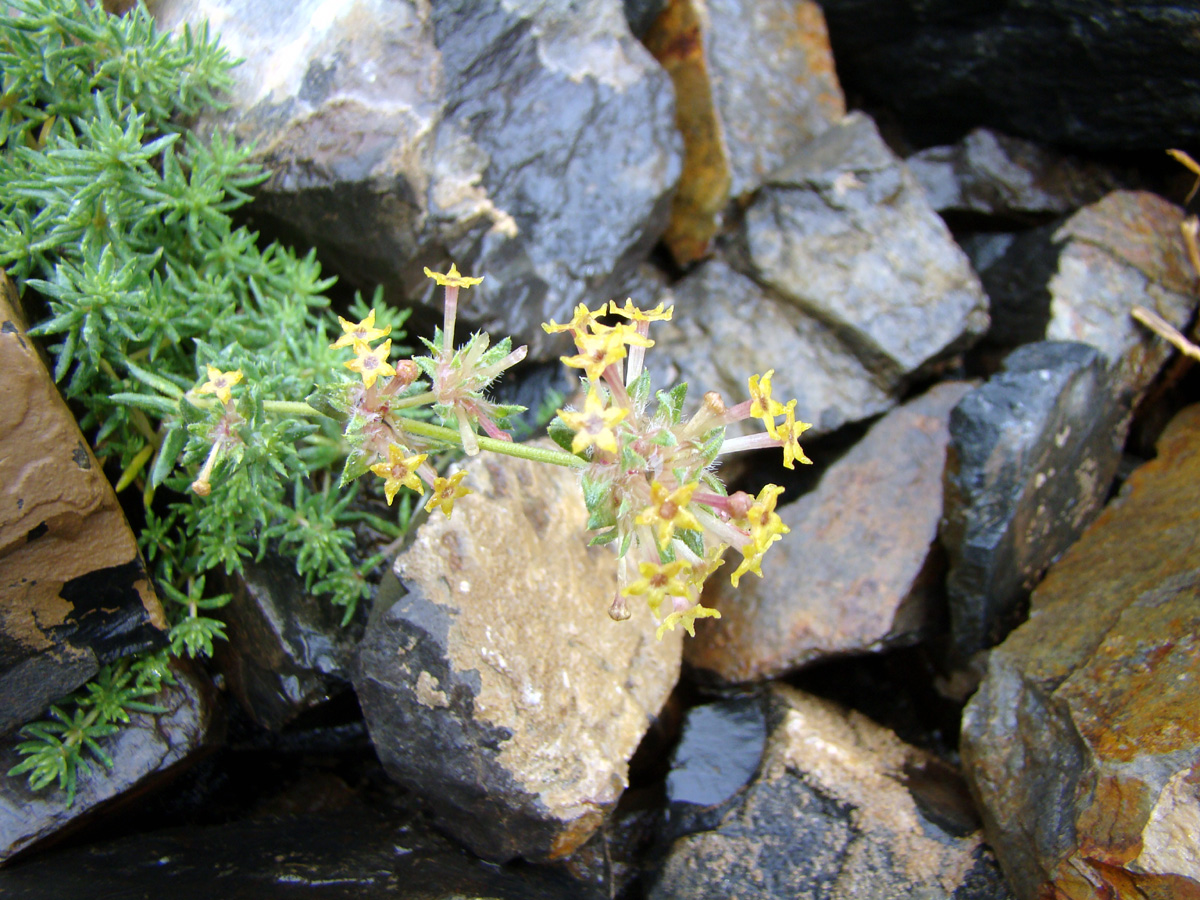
[687,381,971,684]
[0,281,165,736]
[647,259,896,438]
[215,555,363,730]
[354,447,682,862]
[1047,190,1197,399]
[961,403,1200,900]
[0,662,220,863]
[960,226,1060,348]
[818,1,1200,151]
[941,342,1127,658]
[907,128,1122,219]
[153,0,682,360]
[644,0,843,263]
[737,112,990,386]
[650,686,1014,900]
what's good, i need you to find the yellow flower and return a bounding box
[592,320,654,349]
[773,404,812,470]
[748,370,786,428]
[608,298,674,323]
[330,309,391,349]
[197,366,243,405]
[560,329,628,381]
[557,388,628,455]
[542,302,605,335]
[369,444,427,506]
[344,338,396,389]
[623,559,692,618]
[636,481,702,548]
[425,471,471,518]
[424,263,483,289]
[656,603,720,640]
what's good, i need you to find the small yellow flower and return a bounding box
[623,559,692,618]
[424,263,484,289]
[773,404,812,470]
[344,338,396,389]
[369,444,427,506]
[557,388,628,455]
[424,471,471,518]
[729,488,789,589]
[197,365,243,405]
[608,298,674,323]
[542,302,605,335]
[560,329,628,381]
[748,370,786,429]
[636,481,702,548]
[656,603,720,640]
[330,309,391,349]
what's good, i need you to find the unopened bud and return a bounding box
[608,593,631,621]
[190,478,211,497]
[728,491,753,519]
[701,391,726,417]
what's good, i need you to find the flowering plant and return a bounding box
[196,264,811,640]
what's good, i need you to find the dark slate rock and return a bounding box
[960,226,1061,348]
[0,662,221,863]
[819,1,1200,151]
[735,111,989,388]
[0,809,585,899]
[961,404,1200,899]
[646,258,896,438]
[154,0,682,360]
[649,686,1014,900]
[906,128,1123,221]
[216,556,359,730]
[940,342,1126,658]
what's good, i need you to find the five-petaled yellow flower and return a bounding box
[197,366,243,405]
[424,263,484,289]
[369,444,427,506]
[623,559,692,618]
[608,298,673,323]
[542,302,605,336]
[636,481,701,548]
[557,388,628,455]
[656,603,720,640]
[330,309,391,350]
[425,471,472,518]
[771,403,812,470]
[344,338,396,389]
[560,328,629,381]
[748,370,786,429]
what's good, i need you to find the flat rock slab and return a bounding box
[940,342,1127,657]
[0,282,164,736]
[736,111,989,386]
[354,447,681,862]
[687,381,971,684]
[962,403,1200,900]
[650,686,1013,900]
[0,663,220,864]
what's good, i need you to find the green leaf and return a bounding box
[109,391,178,416]
[548,415,578,454]
[588,528,619,546]
[678,527,705,559]
[656,382,689,425]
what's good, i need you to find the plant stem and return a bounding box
[399,418,588,469]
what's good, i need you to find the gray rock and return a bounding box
[153,0,682,360]
[647,259,896,438]
[686,381,971,684]
[818,1,1200,151]
[907,128,1122,219]
[353,447,681,863]
[0,662,221,863]
[650,686,1014,900]
[959,226,1060,348]
[940,342,1127,658]
[736,112,990,386]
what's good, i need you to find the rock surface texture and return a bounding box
[962,403,1200,900]
[152,0,682,359]
[651,686,1013,900]
[643,0,844,263]
[0,283,164,736]
[354,448,681,862]
[688,381,971,684]
[736,112,989,388]
[819,0,1200,150]
[940,342,1127,657]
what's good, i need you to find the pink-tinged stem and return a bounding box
[724,399,754,421]
[691,491,734,515]
[603,366,631,408]
[719,431,782,455]
[443,285,460,355]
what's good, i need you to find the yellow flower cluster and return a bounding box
[334,309,395,389]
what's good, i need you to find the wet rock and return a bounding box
[647,259,896,438]
[0,808,584,899]
[688,381,972,684]
[940,342,1126,658]
[354,446,682,863]
[0,282,165,736]
[153,0,681,360]
[819,1,1200,151]
[215,555,360,730]
[1046,190,1197,399]
[735,112,990,387]
[0,662,221,863]
[907,128,1122,220]
[644,0,844,263]
[650,686,1014,900]
[961,403,1200,900]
